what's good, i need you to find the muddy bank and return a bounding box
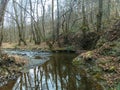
[0,53,28,87]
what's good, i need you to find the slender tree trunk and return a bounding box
[97,0,103,32]
[0,0,9,46]
[107,0,111,21]
[0,0,9,56]
[29,0,36,43]
[41,0,46,40]
[82,0,89,36]
[56,0,60,47]
[0,23,3,46]
[52,0,55,43]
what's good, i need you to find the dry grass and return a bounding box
[1,42,49,50]
[2,43,17,49]
[9,55,29,65]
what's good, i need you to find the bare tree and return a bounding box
[1,0,119,48]
[41,0,46,40]
[56,0,60,46]
[52,0,55,43]
[13,0,27,45]
[29,0,42,45]
[0,0,9,46]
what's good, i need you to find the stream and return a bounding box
[0,50,103,90]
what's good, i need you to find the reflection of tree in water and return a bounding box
[13,53,103,90]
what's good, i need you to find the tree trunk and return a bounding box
[41,0,46,40]
[52,0,55,44]
[97,0,103,32]
[0,0,9,46]
[0,0,9,56]
[29,0,41,45]
[56,0,60,47]
[13,0,27,46]
[81,0,89,36]
[107,0,111,20]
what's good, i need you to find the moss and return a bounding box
[73,39,120,89]
[72,56,83,65]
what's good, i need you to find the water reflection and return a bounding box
[12,53,103,90]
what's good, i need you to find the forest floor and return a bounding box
[2,42,76,53]
[2,42,49,50]
[73,19,120,90]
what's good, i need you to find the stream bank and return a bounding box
[73,19,120,90]
[0,53,27,87]
[0,51,104,90]
[0,49,51,87]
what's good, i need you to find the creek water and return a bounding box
[0,50,103,90]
